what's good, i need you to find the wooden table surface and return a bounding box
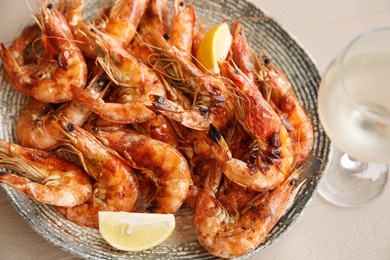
[1,0,390,259]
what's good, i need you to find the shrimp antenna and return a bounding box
[31,37,57,63]
[148,53,187,82]
[40,112,69,144]
[26,0,40,18]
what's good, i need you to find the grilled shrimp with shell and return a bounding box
[0,139,92,207]
[53,120,140,228]
[69,25,167,124]
[0,2,87,103]
[86,125,191,214]
[194,168,304,258]
[230,22,314,166]
[16,70,110,150]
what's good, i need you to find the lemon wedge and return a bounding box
[98,211,175,251]
[196,22,233,74]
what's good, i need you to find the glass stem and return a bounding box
[337,153,368,174]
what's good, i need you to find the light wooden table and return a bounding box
[1,0,390,259]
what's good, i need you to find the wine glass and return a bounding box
[318,28,390,207]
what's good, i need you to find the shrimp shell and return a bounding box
[15,70,110,150]
[215,62,294,191]
[193,168,304,258]
[0,139,92,207]
[0,3,87,103]
[54,120,140,228]
[169,0,195,61]
[86,126,191,214]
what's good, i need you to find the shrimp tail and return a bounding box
[148,94,211,130]
[0,172,37,195]
[145,26,172,50]
[0,173,69,206]
[0,43,23,85]
[0,172,26,187]
[206,124,233,162]
[70,84,104,112]
[260,167,305,223]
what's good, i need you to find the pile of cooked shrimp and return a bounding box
[0,0,314,258]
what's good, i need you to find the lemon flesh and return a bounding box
[98,211,175,251]
[196,22,233,74]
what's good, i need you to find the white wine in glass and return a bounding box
[318,28,390,207]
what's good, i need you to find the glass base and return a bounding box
[318,146,389,207]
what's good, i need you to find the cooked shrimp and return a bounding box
[84,25,164,89]
[133,114,181,148]
[191,11,206,58]
[69,26,166,124]
[85,126,191,214]
[0,139,92,207]
[64,0,148,57]
[230,23,313,166]
[169,0,195,61]
[0,3,87,103]
[53,121,140,228]
[231,23,255,82]
[64,0,96,57]
[71,84,159,124]
[127,0,169,64]
[146,28,233,130]
[185,158,223,209]
[127,1,194,108]
[193,168,304,258]
[255,54,314,166]
[15,100,56,150]
[210,62,294,191]
[103,0,150,46]
[149,94,212,130]
[128,1,194,107]
[16,71,110,150]
[8,24,41,65]
[142,0,169,35]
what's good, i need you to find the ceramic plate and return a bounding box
[0,0,330,259]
